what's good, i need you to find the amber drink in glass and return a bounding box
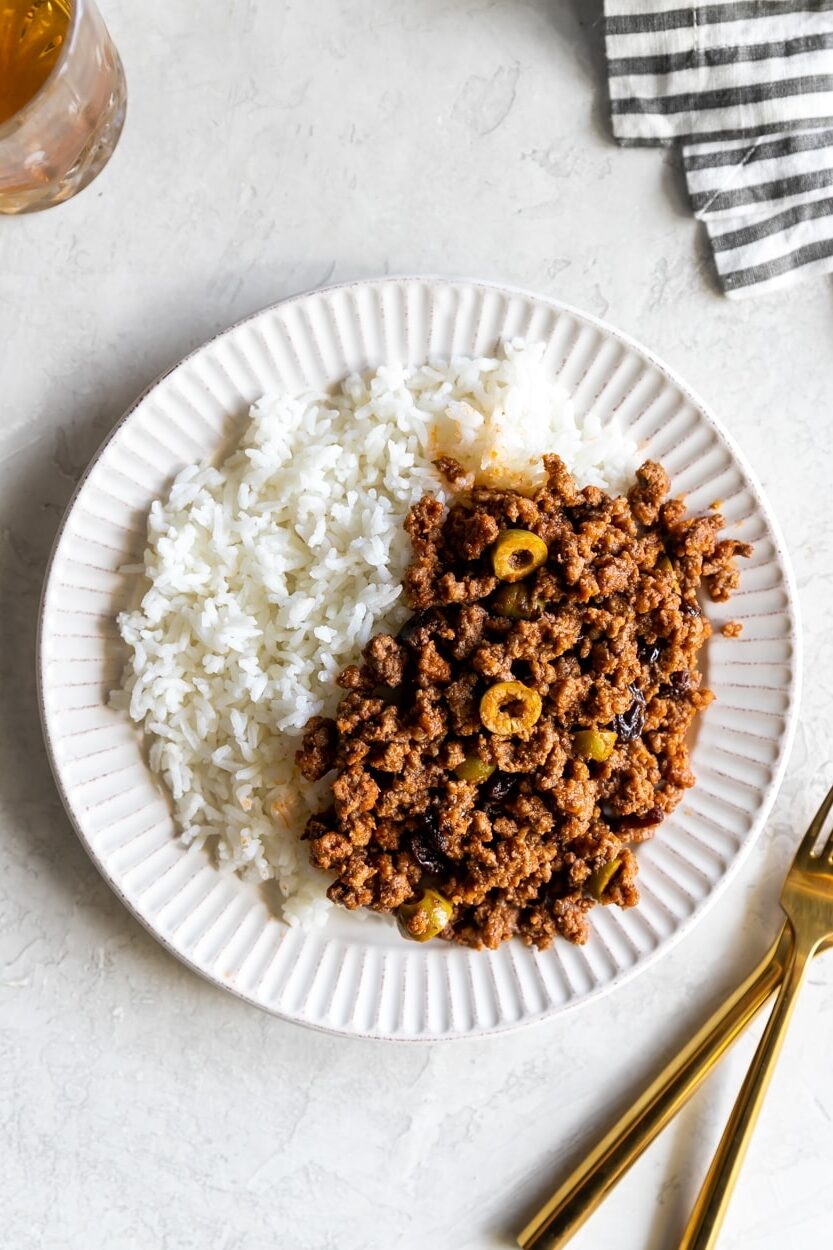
[0,0,126,213]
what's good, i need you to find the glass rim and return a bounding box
[0,0,85,140]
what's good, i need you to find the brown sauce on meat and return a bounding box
[296,456,751,950]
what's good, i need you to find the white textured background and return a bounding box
[1,2,832,1248]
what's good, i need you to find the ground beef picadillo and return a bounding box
[296,455,751,950]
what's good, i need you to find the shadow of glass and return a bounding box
[0,304,241,949]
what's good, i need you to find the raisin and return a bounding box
[408,809,448,874]
[482,771,522,806]
[669,670,692,696]
[480,770,524,817]
[638,640,662,667]
[681,598,701,618]
[612,684,646,743]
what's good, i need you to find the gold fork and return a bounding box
[517,781,833,1250]
[679,779,833,1249]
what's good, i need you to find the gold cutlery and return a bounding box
[680,781,833,1249]
[518,781,833,1250]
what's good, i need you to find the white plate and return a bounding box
[38,277,800,1040]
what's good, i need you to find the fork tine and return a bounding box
[796,780,833,864]
[823,802,833,863]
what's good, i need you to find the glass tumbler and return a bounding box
[0,0,126,214]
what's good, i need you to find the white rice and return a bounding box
[112,341,637,927]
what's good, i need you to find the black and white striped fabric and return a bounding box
[604,1,833,297]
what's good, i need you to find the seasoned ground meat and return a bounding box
[296,716,338,782]
[298,457,749,950]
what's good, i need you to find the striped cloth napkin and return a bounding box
[604,1,833,297]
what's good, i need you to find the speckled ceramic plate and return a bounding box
[37,277,800,1040]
